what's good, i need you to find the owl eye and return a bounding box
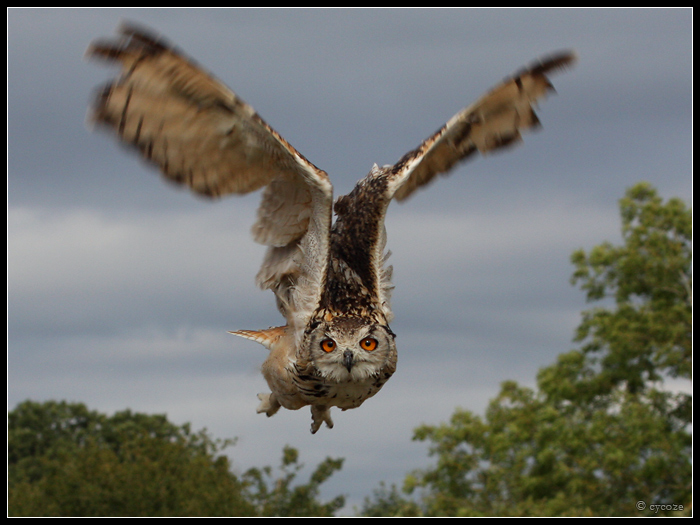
[320,338,336,353]
[360,338,378,351]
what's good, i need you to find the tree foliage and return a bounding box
[566,182,692,416]
[360,182,691,517]
[8,400,254,516]
[8,400,345,517]
[242,445,345,516]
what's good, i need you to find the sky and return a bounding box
[8,8,692,514]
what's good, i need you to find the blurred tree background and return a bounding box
[361,182,692,517]
[8,183,691,517]
[8,400,344,517]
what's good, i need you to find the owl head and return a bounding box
[304,316,396,382]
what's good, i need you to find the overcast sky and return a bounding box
[8,8,691,514]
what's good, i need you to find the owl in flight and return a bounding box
[87,23,575,433]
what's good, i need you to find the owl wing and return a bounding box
[87,23,333,325]
[386,51,576,201]
[329,52,575,322]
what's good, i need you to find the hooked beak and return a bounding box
[343,350,354,372]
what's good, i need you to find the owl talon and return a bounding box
[256,393,280,417]
[310,405,333,433]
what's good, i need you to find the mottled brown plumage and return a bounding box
[87,22,575,433]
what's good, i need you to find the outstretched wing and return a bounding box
[86,23,333,325]
[329,52,576,322]
[387,51,576,201]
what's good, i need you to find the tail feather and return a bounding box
[229,326,288,350]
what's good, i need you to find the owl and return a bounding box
[87,22,575,433]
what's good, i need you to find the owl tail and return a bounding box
[229,326,289,350]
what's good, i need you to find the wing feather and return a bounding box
[87,23,333,327]
[388,51,576,201]
[330,52,575,322]
[87,22,329,199]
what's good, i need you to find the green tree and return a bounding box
[242,445,346,516]
[563,181,691,420]
[359,482,423,516]
[360,183,691,517]
[8,400,254,516]
[8,400,346,517]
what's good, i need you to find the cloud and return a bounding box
[8,205,269,338]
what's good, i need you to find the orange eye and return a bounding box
[360,338,378,351]
[320,339,336,353]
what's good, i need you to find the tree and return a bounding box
[8,400,254,516]
[359,482,423,517]
[242,445,346,516]
[563,181,691,420]
[360,183,691,517]
[8,400,346,517]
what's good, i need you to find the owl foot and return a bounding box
[310,405,333,434]
[256,393,281,417]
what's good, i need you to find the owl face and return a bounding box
[305,316,396,382]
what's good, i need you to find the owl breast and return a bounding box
[291,360,394,410]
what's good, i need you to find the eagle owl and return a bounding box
[87,23,575,433]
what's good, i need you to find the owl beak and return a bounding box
[342,350,354,372]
